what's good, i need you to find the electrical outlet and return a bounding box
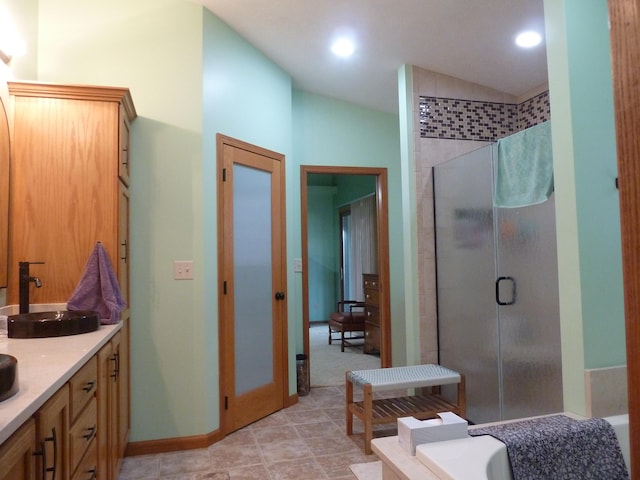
[174,261,194,280]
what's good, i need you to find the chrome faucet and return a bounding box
[19,261,44,314]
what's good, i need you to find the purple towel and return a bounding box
[67,243,126,325]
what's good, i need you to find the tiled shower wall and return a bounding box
[419,90,550,141]
[413,66,550,364]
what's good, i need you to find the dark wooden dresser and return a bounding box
[363,273,381,354]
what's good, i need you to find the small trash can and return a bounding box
[296,353,310,396]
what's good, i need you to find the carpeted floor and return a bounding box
[310,323,380,387]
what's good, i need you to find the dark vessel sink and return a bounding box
[8,310,100,338]
[0,354,18,401]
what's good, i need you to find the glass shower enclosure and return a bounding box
[434,144,563,424]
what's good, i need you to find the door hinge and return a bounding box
[222,168,227,182]
[225,396,228,410]
[223,281,227,295]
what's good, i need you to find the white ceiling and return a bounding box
[196,0,548,113]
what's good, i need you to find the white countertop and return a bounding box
[0,305,121,444]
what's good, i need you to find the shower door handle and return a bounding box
[496,276,516,306]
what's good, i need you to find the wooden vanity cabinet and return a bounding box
[0,420,36,480]
[0,332,127,480]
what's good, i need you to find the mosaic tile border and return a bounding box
[419,91,550,141]
[518,90,551,130]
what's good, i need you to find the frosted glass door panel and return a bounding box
[496,194,563,420]
[435,146,501,424]
[233,164,273,396]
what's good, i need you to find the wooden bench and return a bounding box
[346,364,466,454]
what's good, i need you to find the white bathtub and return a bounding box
[415,414,630,480]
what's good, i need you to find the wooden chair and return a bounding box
[328,300,366,352]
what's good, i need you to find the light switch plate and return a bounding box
[293,258,302,272]
[174,261,194,280]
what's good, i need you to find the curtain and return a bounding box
[350,194,378,301]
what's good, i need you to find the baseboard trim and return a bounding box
[286,392,298,407]
[125,430,224,457]
[125,394,300,456]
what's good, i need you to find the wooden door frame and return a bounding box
[609,1,640,476]
[217,134,290,435]
[300,165,392,368]
[338,205,351,301]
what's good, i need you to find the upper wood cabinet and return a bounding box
[0,96,10,288]
[6,82,136,306]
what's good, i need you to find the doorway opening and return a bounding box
[300,166,391,389]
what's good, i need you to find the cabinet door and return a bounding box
[35,386,69,480]
[118,317,130,458]
[110,332,123,476]
[97,341,113,480]
[118,184,130,307]
[118,104,131,186]
[0,419,36,480]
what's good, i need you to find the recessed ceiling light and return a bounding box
[515,31,542,48]
[331,38,355,58]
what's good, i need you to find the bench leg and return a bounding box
[346,372,353,435]
[457,374,466,418]
[363,383,373,454]
[341,329,346,352]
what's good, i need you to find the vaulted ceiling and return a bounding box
[197,0,547,113]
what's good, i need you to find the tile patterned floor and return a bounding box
[118,385,400,480]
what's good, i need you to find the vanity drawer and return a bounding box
[69,356,97,423]
[71,436,97,480]
[69,397,97,473]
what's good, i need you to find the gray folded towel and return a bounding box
[469,415,628,480]
[67,242,126,325]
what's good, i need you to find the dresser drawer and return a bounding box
[364,323,380,354]
[363,274,379,290]
[364,287,379,306]
[365,305,380,326]
[69,397,97,473]
[69,356,97,423]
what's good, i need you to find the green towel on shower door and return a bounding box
[494,121,554,208]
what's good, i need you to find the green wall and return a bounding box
[292,90,405,361]
[306,175,377,322]
[334,175,377,207]
[201,9,296,431]
[544,0,625,414]
[35,0,209,442]
[6,0,402,443]
[307,185,338,322]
